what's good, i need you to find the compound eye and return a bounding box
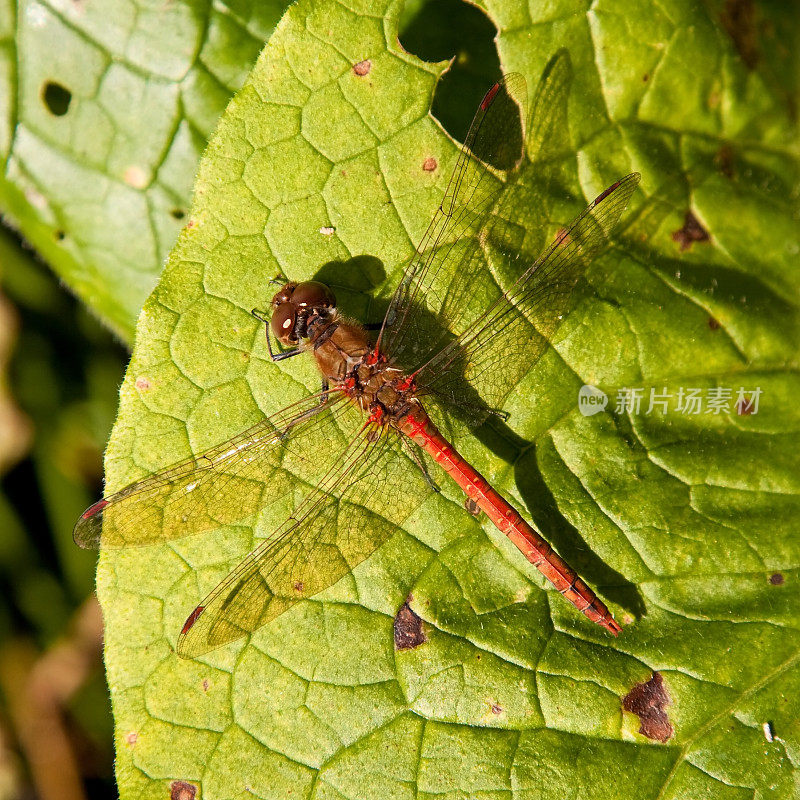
[271,282,297,308]
[291,281,336,309]
[270,303,298,345]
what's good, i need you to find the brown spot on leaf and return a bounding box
[394,598,426,650]
[553,226,572,248]
[737,398,756,415]
[202,678,210,692]
[769,572,785,586]
[422,157,437,172]
[170,781,197,800]
[642,73,649,82]
[464,497,480,517]
[319,226,335,236]
[293,581,305,593]
[353,60,371,76]
[125,731,138,746]
[721,0,759,70]
[135,377,151,391]
[672,211,710,252]
[623,672,674,743]
[716,144,736,179]
[708,317,720,330]
[490,702,503,715]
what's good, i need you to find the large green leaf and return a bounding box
[98,0,799,798]
[0,0,287,341]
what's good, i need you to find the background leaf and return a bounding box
[98,0,799,798]
[0,0,288,341]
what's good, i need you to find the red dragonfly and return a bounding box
[75,66,639,658]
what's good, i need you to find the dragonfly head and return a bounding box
[270,281,337,346]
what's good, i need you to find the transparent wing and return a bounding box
[416,173,641,417]
[178,418,430,657]
[379,53,580,383]
[377,72,528,369]
[73,391,355,548]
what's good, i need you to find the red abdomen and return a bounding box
[398,410,621,635]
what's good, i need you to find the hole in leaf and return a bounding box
[399,0,504,141]
[42,82,72,116]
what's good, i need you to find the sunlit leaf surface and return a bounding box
[95,0,799,798]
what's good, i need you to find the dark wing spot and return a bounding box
[170,781,197,800]
[480,82,500,111]
[81,498,108,521]
[623,672,674,743]
[394,599,426,650]
[594,180,621,205]
[181,605,205,635]
[672,211,710,252]
[353,59,371,76]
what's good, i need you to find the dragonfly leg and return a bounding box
[402,437,440,493]
[271,348,303,362]
[279,402,327,441]
[279,382,330,441]
[252,308,304,363]
[487,407,510,422]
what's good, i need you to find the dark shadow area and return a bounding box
[312,255,387,323]
[399,0,503,139]
[471,414,645,618]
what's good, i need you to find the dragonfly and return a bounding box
[75,60,639,658]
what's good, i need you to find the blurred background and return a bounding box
[0,224,124,799]
[0,1,504,796]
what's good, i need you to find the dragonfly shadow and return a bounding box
[473,416,647,620]
[312,256,387,320]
